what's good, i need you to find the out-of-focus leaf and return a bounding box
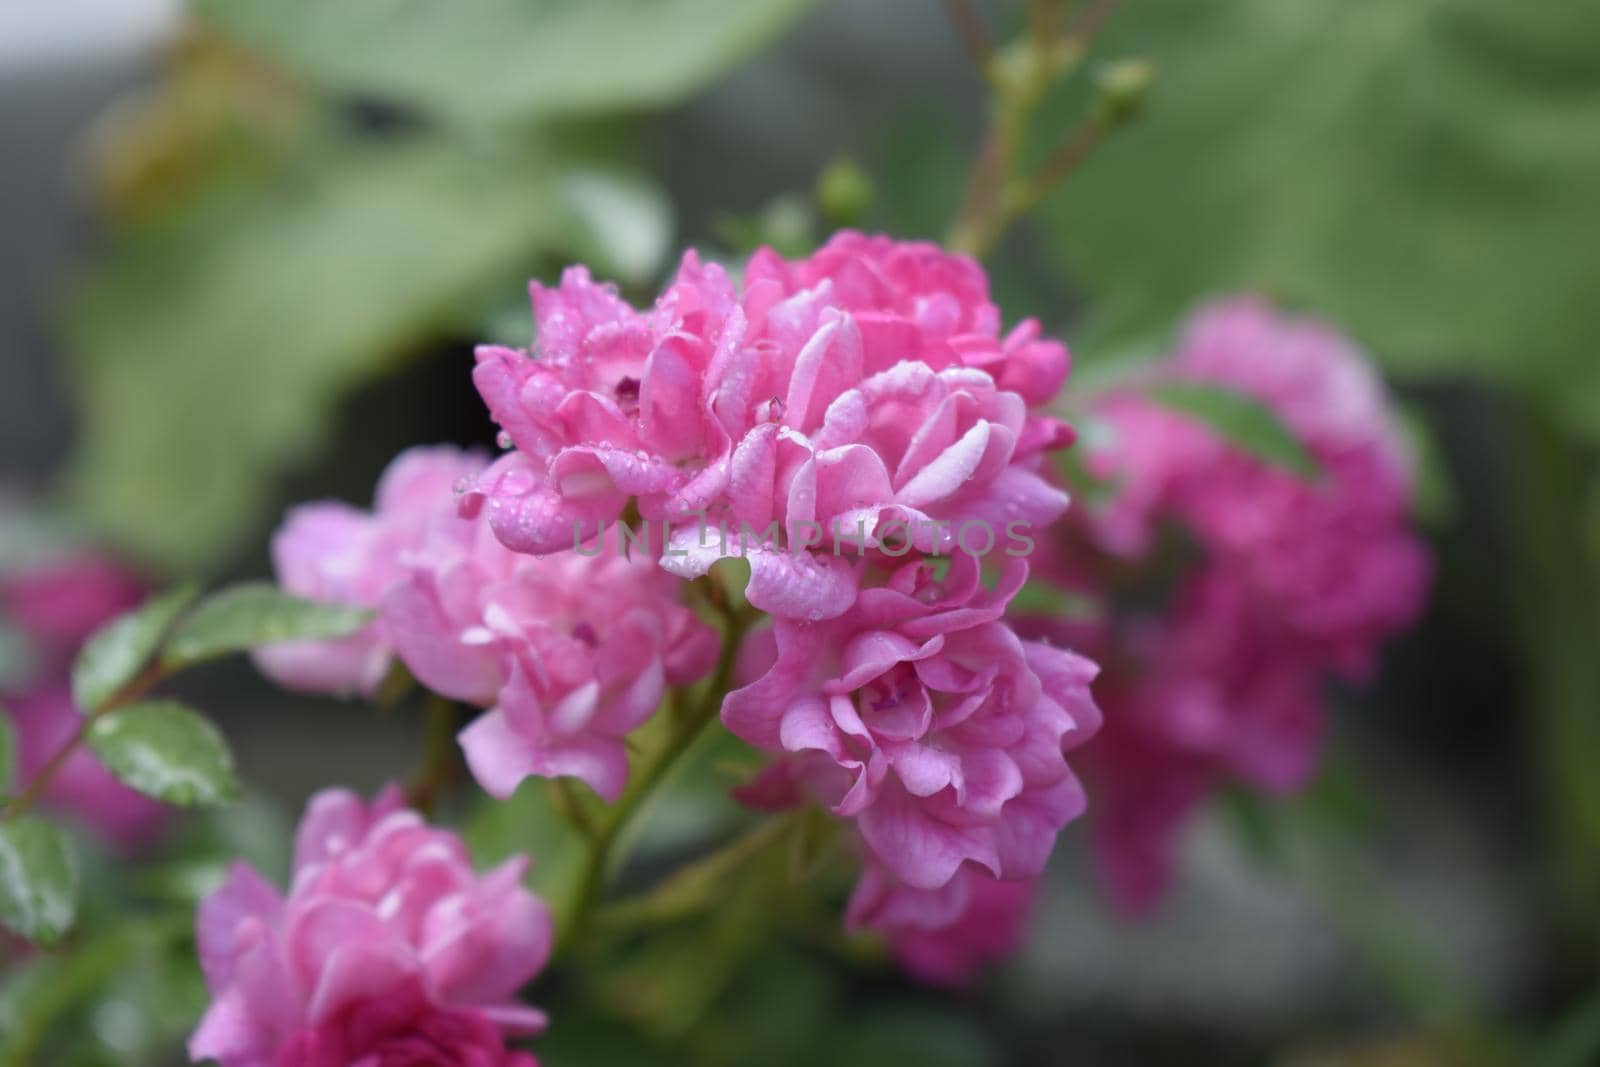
[70,585,198,714]
[192,0,819,126]
[1218,785,1285,864]
[162,582,371,670]
[559,168,673,285]
[713,194,816,258]
[63,135,566,571]
[1039,0,1600,438]
[0,912,195,1067]
[1146,381,1321,480]
[86,701,238,808]
[0,817,78,945]
[591,877,771,1041]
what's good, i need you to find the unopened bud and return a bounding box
[1092,58,1156,126]
[816,158,873,228]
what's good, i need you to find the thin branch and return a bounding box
[943,0,996,74]
[550,778,598,841]
[1070,0,1125,43]
[560,593,754,948]
[1,659,167,824]
[1004,113,1106,219]
[406,696,463,816]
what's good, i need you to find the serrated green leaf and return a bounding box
[63,134,567,572]
[70,584,198,714]
[1147,380,1321,480]
[193,0,818,127]
[86,702,238,807]
[162,582,371,670]
[1038,0,1600,438]
[0,714,14,796]
[0,817,79,945]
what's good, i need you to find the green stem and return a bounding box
[945,0,1140,259]
[592,812,796,933]
[562,600,752,947]
[549,778,598,842]
[406,696,464,816]
[0,659,168,824]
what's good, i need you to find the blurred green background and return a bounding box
[2,1,1599,1063]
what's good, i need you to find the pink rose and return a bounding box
[1039,297,1431,911]
[464,233,1073,621]
[384,519,718,803]
[254,447,485,697]
[190,786,549,1067]
[725,555,1100,891]
[848,861,1038,987]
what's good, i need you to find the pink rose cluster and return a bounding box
[191,786,549,1067]
[1040,297,1431,911]
[463,231,1074,621]
[250,234,1100,992]
[0,548,166,848]
[457,233,1099,982]
[727,553,1100,983]
[255,445,718,804]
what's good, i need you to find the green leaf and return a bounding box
[0,817,79,945]
[1146,381,1321,479]
[86,701,238,807]
[1039,0,1600,439]
[62,133,568,572]
[193,0,819,126]
[0,715,14,796]
[162,582,371,670]
[70,584,198,714]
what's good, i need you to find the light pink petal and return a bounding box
[197,863,284,989]
[457,710,539,800]
[858,787,999,891]
[382,574,503,706]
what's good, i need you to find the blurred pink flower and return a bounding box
[0,553,144,661]
[725,555,1100,892]
[847,861,1038,987]
[254,446,485,697]
[1043,296,1431,912]
[1081,296,1430,677]
[190,786,549,1067]
[463,232,1073,619]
